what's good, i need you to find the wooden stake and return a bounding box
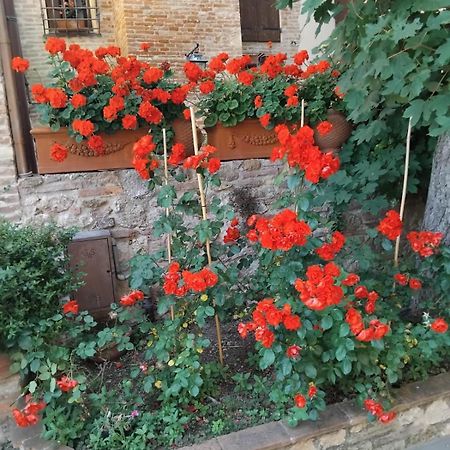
[162,128,175,320]
[394,117,413,267]
[301,99,305,128]
[189,107,224,365]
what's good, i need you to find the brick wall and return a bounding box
[120,0,243,70]
[14,0,115,89]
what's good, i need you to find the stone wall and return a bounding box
[181,372,450,450]
[17,160,283,295]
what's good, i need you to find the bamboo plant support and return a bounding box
[394,117,413,267]
[189,107,224,365]
[162,128,175,320]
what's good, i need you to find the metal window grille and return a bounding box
[40,0,100,36]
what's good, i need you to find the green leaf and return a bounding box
[342,359,352,375]
[304,363,317,378]
[320,315,333,330]
[157,185,176,208]
[28,380,37,393]
[204,113,218,128]
[339,323,349,337]
[259,349,275,370]
[335,345,346,361]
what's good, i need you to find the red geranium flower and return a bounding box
[342,273,360,286]
[254,95,263,108]
[308,385,317,398]
[316,120,333,136]
[45,37,66,54]
[63,300,78,315]
[72,119,95,137]
[377,210,402,240]
[46,88,68,108]
[71,93,87,108]
[408,278,422,290]
[259,113,271,128]
[394,273,408,286]
[87,135,105,154]
[294,50,309,66]
[199,80,215,94]
[431,318,448,333]
[286,344,301,359]
[57,376,78,392]
[11,56,29,73]
[294,393,306,408]
[406,231,443,257]
[122,114,138,130]
[50,143,68,162]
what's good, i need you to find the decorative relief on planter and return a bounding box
[206,119,287,161]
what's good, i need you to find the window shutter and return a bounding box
[239,0,260,42]
[239,0,281,43]
[258,0,281,42]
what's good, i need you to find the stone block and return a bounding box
[424,399,450,426]
[318,429,346,449]
[281,404,348,443]
[177,438,222,450]
[288,439,317,450]
[217,421,291,450]
[398,406,423,426]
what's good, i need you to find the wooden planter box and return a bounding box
[32,119,195,174]
[205,119,281,161]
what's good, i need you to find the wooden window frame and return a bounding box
[40,0,100,36]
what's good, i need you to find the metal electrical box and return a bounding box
[68,230,117,320]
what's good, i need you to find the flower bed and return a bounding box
[7,38,450,450]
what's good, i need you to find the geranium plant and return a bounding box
[20,38,192,161]
[185,50,345,130]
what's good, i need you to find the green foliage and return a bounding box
[0,222,79,347]
[278,1,450,212]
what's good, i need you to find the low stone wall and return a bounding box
[16,160,283,294]
[182,372,450,450]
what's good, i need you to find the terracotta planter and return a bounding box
[206,119,282,160]
[313,110,352,151]
[31,119,196,174]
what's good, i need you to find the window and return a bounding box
[239,0,281,42]
[41,0,100,35]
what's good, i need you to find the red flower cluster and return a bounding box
[12,396,46,428]
[316,231,346,261]
[238,298,301,348]
[259,113,271,128]
[120,290,145,307]
[72,118,95,137]
[393,273,422,290]
[57,376,78,392]
[293,385,317,409]
[87,135,105,154]
[163,262,218,296]
[342,273,360,286]
[183,145,221,174]
[132,134,158,180]
[431,318,448,333]
[406,231,443,257]
[294,263,344,310]
[316,120,333,136]
[364,399,396,424]
[271,125,340,183]
[377,210,402,240]
[168,143,186,165]
[11,56,29,73]
[50,143,68,162]
[46,87,68,108]
[63,299,78,315]
[246,209,311,251]
[346,308,389,341]
[224,217,240,244]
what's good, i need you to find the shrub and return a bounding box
[0,221,78,347]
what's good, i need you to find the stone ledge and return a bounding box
[181,372,450,450]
